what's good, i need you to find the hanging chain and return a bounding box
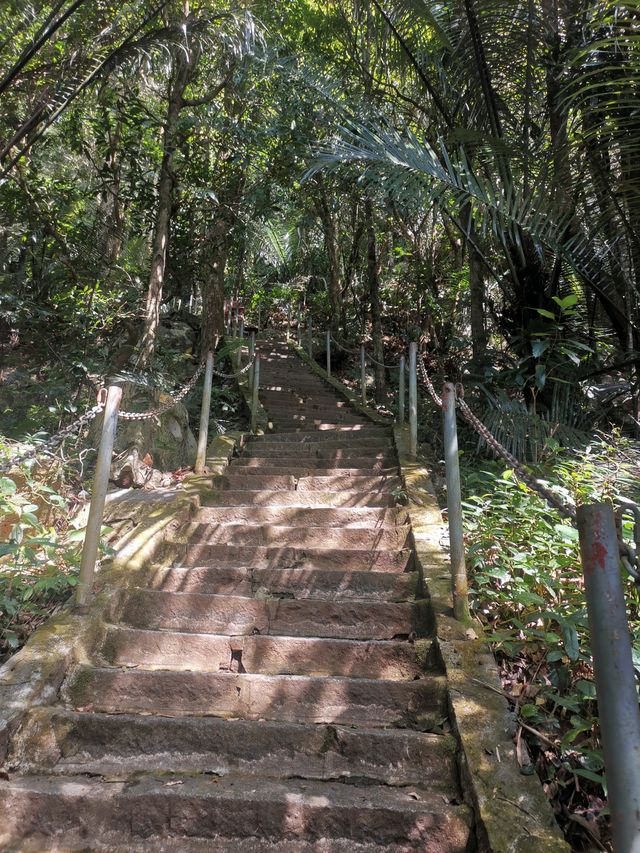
[0,402,105,473]
[417,355,576,519]
[417,357,443,407]
[210,355,255,380]
[119,359,206,421]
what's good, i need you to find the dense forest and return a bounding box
[1,0,639,849]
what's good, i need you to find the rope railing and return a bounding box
[290,307,640,839]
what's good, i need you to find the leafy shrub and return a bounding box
[0,466,84,662]
[461,439,639,845]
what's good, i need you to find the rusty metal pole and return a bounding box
[409,343,418,457]
[194,351,214,475]
[76,383,123,608]
[398,354,406,423]
[250,356,261,433]
[326,330,331,377]
[442,382,470,623]
[360,345,367,405]
[577,503,640,853]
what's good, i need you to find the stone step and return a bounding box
[10,708,457,789]
[255,425,391,437]
[232,457,396,471]
[200,489,398,508]
[172,523,410,551]
[241,447,396,461]
[208,473,401,493]
[226,464,397,478]
[247,435,392,449]
[147,564,420,600]
[0,775,471,851]
[169,544,414,573]
[120,589,432,639]
[210,473,296,490]
[62,666,446,725]
[267,418,369,428]
[100,626,433,679]
[195,505,406,528]
[297,475,402,491]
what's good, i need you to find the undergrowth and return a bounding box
[0,461,85,663]
[461,436,640,851]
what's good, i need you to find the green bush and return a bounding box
[462,438,640,818]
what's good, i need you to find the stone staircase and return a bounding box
[0,338,474,851]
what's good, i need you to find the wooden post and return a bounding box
[286,305,291,341]
[76,384,123,608]
[195,351,214,475]
[360,344,367,405]
[297,307,302,347]
[307,314,313,357]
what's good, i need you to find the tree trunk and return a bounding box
[137,41,195,369]
[469,242,487,364]
[201,217,229,355]
[365,198,385,403]
[315,176,342,331]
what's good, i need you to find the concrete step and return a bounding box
[100,626,433,679]
[120,589,432,639]
[146,564,420,600]
[10,708,457,789]
[200,489,398,508]
[168,544,414,573]
[231,457,397,471]
[0,775,472,851]
[172,523,410,551]
[62,665,446,725]
[195,505,407,528]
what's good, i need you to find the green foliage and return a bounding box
[0,465,88,662]
[462,443,640,812]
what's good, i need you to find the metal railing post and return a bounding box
[409,343,418,457]
[326,330,331,376]
[360,344,367,404]
[194,352,214,475]
[307,315,313,357]
[250,356,260,433]
[577,503,640,853]
[442,382,470,623]
[287,305,291,341]
[76,383,123,608]
[297,308,302,347]
[398,354,406,423]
